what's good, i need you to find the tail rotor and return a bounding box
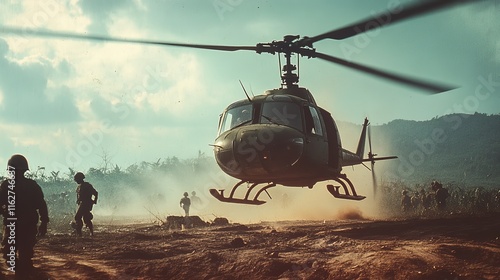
[360,119,398,198]
[363,123,398,197]
[367,125,378,197]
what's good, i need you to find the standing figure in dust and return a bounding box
[421,189,432,213]
[432,180,449,211]
[401,190,412,213]
[0,154,49,275]
[190,191,202,209]
[73,172,98,236]
[411,191,420,212]
[180,192,191,217]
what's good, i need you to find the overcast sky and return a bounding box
[0,0,498,173]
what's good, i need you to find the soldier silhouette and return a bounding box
[73,172,98,236]
[190,191,202,208]
[180,192,191,217]
[0,154,49,278]
[432,181,449,211]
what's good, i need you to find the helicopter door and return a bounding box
[303,106,328,167]
[319,108,341,171]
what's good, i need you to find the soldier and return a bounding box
[411,191,420,211]
[190,191,202,208]
[401,190,412,213]
[433,181,449,210]
[0,154,49,275]
[421,189,432,211]
[73,172,98,236]
[180,192,191,217]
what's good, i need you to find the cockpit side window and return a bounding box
[304,106,324,136]
[218,104,253,135]
[260,102,302,131]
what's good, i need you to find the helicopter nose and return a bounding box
[213,125,304,178]
[213,129,240,174]
[233,126,304,176]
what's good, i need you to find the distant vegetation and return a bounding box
[18,152,216,197]
[377,180,500,218]
[5,152,219,229]
[378,114,500,187]
[339,113,500,188]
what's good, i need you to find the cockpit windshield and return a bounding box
[218,104,252,135]
[260,102,303,131]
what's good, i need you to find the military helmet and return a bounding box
[74,172,85,181]
[192,191,196,196]
[402,190,408,195]
[7,154,29,170]
[183,192,189,197]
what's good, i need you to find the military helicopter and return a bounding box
[0,0,476,205]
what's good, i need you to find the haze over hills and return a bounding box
[5,113,497,218]
[3,113,496,225]
[338,113,500,188]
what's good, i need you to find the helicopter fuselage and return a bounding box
[213,87,357,187]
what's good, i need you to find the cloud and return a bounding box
[0,38,80,124]
[0,39,7,56]
[78,0,127,34]
[1,0,496,175]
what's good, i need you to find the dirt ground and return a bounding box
[1,213,499,280]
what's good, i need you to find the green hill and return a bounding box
[345,113,500,188]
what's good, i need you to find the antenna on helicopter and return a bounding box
[249,84,255,98]
[239,80,252,102]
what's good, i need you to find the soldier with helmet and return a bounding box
[73,172,98,236]
[180,192,191,217]
[0,154,49,275]
[432,180,449,210]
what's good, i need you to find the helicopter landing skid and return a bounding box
[209,181,276,205]
[327,176,366,201]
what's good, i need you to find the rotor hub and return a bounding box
[256,35,317,88]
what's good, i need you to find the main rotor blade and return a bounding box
[0,26,258,52]
[314,51,455,93]
[303,0,474,43]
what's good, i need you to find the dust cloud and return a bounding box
[90,167,385,225]
[87,120,396,225]
[335,206,366,220]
